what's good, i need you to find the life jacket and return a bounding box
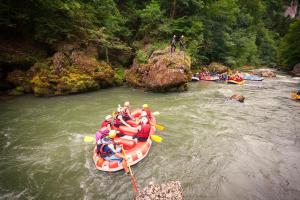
[136,124,151,140]
[101,120,111,128]
[113,114,122,127]
[99,138,114,157]
[121,107,131,121]
[96,127,109,143]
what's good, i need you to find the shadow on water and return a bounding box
[0,74,299,199]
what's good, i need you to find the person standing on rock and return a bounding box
[179,35,185,53]
[170,35,176,54]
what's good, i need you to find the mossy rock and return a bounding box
[8,87,25,96]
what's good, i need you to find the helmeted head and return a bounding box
[141,111,147,117]
[143,104,149,108]
[181,35,184,38]
[124,101,130,107]
[108,130,117,138]
[173,35,176,38]
[105,115,112,120]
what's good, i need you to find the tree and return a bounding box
[278,20,300,70]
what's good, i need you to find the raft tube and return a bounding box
[93,128,155,172]
[227,80,245,85]
[199,75,219,81]
[242,74,264,81]
[291,92,300,100]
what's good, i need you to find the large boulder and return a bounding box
[292,63,300,76]
[7,44,116,96]
[135,181,183,200]
[125,49,191,92]
[253,69,276,77]
[207,62,228,73]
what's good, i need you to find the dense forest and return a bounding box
[0,0,300,95]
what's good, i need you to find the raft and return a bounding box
[93,136,152,172]
[199,75,219,81]
[227,80,245,84]
[242,74,264,81]
[93,109,157,172]
[291,92,300,100]
[191,74,200,81]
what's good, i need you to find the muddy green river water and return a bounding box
[0,73,299,200]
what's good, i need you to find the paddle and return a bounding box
[121,146,139,194]
[84,136,95,143]
[150,134,163,143]
[155,124,164,131]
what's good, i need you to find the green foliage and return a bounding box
[278,20,300,70]
[0,0,295,69]
[136,50,148,64]
[137,0,164,38]
[113,68,125,86]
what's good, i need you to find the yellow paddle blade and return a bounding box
[155,124,164,131]
[151,134,163,143]
[84,136,95,143]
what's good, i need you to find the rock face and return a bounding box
[207,62,228,73]
[230,94,245,103]
[292,63,300,76]
[6,43,116,96]
[135,181,183,200]
[253,69,276,77]
[125,49,191,92]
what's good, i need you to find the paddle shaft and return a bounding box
[121,147,138,193]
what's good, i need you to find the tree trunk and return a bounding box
[170,0,176,19]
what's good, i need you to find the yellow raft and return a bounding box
[227,80,245,85]
[291,92,300,100]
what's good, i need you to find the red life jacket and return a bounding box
[99,139,114,157]
[113,115,122,127]
[137,124,151,140]
[101,120,111,128]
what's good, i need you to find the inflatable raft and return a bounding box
[242,74,264,81]
[191,74,200,81]
[291,92,300,100]
[93,109,156,172]
[199,75,219,81]
[227,80,245,85]
[227,77,244,85]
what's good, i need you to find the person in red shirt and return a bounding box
[133,111,151,142]
[101,115,112,130]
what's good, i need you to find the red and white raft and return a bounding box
[92,110,156,172]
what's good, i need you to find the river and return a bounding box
[0,73,299,200]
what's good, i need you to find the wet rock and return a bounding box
[291,63,300,76]
[135,181,184,200]
[125,48,191,92]
[254,69,276,77]
[6,44,116,96]
[230,94,245,103]
[207,62,228,74]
